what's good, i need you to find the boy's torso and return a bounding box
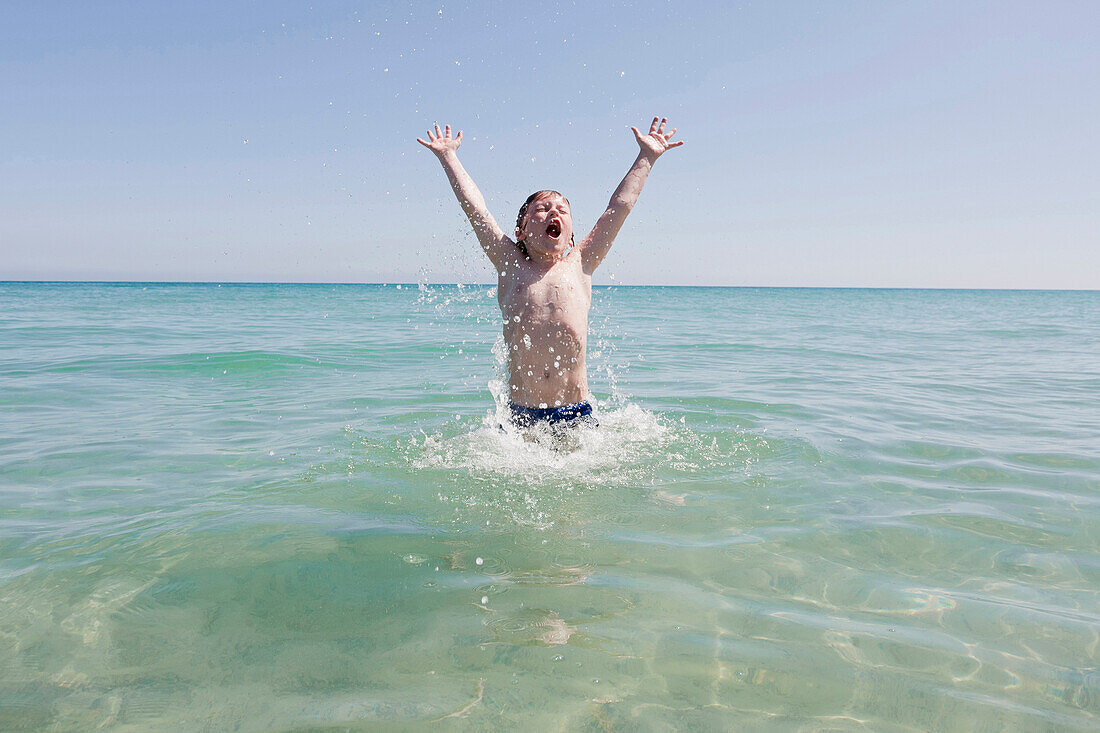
[498,254,591,408]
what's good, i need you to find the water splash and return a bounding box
[413,401,672,485]
[403,398,763,531]
[398,283,764,528]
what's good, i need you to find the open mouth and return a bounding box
[546,222,561,238]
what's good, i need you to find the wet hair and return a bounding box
[514,190,572,258]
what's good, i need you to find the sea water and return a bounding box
[1,283,1097,730]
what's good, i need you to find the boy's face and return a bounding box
[517,193,574,261]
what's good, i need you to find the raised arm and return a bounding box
[417,124,514,269]
[580,117,684,273]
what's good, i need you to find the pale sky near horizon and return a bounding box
[2,1,1098,288]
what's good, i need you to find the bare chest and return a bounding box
[498,262,591,334]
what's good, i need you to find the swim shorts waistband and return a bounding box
[508,401,596,428]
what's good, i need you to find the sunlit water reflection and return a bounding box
[1,284,1097,730]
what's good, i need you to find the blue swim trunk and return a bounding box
[508,401,597,428]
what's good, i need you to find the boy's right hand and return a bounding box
[417,124,462,157]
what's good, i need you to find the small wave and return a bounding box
[24,349,327,376]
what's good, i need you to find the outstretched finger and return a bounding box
[434,123,443,138]
[667,140,685,148]
[426,129,436,141]
[657,117,668,135]
[455,130,463,143]
[630,125,642,139]
[666,127,678,141]
[416,137,430,147]
[444,124,452,138]
[649,116,659,134]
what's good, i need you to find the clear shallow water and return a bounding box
[1,282,1098,731]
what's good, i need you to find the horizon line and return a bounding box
[2,280,1098,293]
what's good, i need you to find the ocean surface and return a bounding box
[1,282,1097,731]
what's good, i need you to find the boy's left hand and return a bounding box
[632,117,684,159]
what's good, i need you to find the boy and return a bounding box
[417,117,683,428]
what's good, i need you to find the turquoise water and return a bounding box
[1,282,1098,731]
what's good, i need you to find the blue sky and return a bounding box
[2,0,1098,287]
